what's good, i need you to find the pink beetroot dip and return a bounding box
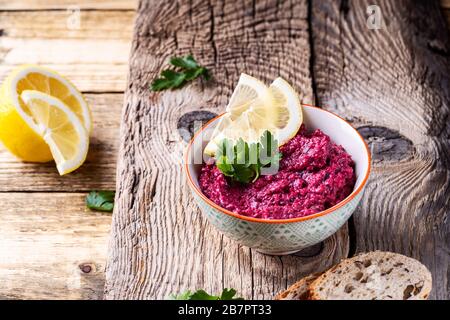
[199,125,356,220]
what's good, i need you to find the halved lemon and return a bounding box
[0,64,91,162]
[204,74,302,155]
[20,90,89,175]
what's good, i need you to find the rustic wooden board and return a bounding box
[0,193,111,300]
[106,0,450,300]
[104,0,350,300]
[0,10,133,92]
[0,10,134,39]
[311,0,450,300]
[0,1,134,299]
[0,0,137,10]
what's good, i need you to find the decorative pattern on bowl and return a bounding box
[190,188,363,255]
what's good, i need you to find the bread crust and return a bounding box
[275,273,321,300]
[308,251,432,300]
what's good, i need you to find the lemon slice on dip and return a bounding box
[204,74,302,156]
[269,77,303,145]
[20,90,89,175]
[226,73,273,117]
[0,65,91,162]
[204,74,272,155]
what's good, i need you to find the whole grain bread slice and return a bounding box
[308,251,432,300]
[275,273,322,300]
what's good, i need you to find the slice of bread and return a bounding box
[308,251,432,300]
[275,273,321,300]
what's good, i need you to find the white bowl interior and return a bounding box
[187,105,370,200]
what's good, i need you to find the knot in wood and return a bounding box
[79,263,94,274]
[357,126,414,162]
[177,111,218,142]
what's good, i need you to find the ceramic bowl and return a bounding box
[185,105,371,255]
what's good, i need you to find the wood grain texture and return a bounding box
[1,0,448,301]
[0,0,137,10]
[0,93,122,191]
[0,51,129,93]
[0,10,133,92]
[311,0,450,299]
[0,193,111,300]
[105,0,350,300]
[0,10,134,39]
[0,0,134,299]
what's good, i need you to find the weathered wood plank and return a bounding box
[0,4,131,299]
[104,0,351,300]
[0,0,137,10]
[0,9,133,92]
[0,48,129,93]
[311,0,450,299]
[0,10,134,39]
[1,0,447,301]
[0,193,111,300]
[0,93,122,191]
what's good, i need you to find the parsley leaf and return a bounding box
[220,288,240,300]
[168,290,194,300]
[86,191,115,212]
[169,288,243,300]
[161,70,186,87]
[190,290,221,300]
[215,130,281,184]
[151,55,209,91]
[170,55,199,69]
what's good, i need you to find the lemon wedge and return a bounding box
[0,64,91,162]
[269,77,303,145]
[20,90,89,175]
[204,74,302,155]
[226,73,273,118]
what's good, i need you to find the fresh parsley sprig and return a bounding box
[151,55,210,91]
[169,288,243,300]
[86,191,115,212]
[215,130,281,184]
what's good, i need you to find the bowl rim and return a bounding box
[184,104,371,224]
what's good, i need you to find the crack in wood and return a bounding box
[293,242,323,257]
[347,214,357,257]
[307,0,318,105]
[208,0,217,65]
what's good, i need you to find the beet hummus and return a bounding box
[199,125,356,220]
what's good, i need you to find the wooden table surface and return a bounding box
[0,0,136,300]
[0,0,448,300]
